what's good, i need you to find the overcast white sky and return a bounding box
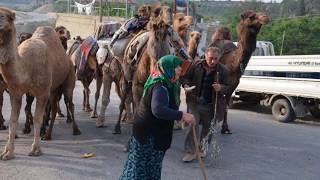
[193,0,283,2]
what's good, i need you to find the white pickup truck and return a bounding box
[233,42,320,123]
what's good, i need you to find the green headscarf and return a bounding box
[143,55,183,106]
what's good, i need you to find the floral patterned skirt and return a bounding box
[119,136,165,180]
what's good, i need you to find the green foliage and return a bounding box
[100,4,134,18]
[53,0,68,13]
[258,16,320,55]
[224,12,320,55]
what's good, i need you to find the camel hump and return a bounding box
[33,26,56,38]
[209,40,236,55]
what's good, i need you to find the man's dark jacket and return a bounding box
[181,60,230,122]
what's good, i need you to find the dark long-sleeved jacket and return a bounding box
[181,60,231,121]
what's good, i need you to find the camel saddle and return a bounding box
[209,40,236,55]
[111,30,149,64]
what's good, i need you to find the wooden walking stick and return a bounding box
[192,125,208,180]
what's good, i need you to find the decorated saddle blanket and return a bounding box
[126,31,149,65]
[78,36,98,79]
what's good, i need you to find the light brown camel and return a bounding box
[188,31,201,60]
[0,32,33,131]
[0,7,80,160]
[24,27,72,135]
[217,11,270,134]
[95,40,133,130]
[173,12,193,45]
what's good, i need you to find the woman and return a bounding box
[119,55,196,180]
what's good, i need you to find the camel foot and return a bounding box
[113,127,121,134]
[28,147,43,157]
[90,111,98,118]
[83,106,92,112]
[221,128,232,135]
[73,128,81,136]
[56,112,65,118]
[66,118,72,124]
[0,150,14,160]
[42,133,52,141]
[0,124,7,130]
[23,126,32,134]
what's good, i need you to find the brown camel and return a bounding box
[24,27,73,135]
[217,11,270,134]
[129,8,192,111]
[188,31,201,60]
[0,7,80,160]
[67,36,103,118]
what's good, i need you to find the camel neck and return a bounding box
[235,30,257,73]
[0,31,22,89]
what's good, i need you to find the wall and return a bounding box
[50,13,125,38]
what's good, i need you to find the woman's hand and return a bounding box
[181,112,196,125]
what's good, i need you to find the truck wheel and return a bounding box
[310,107,320,119]
[272,98,296,123]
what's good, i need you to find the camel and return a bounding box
[0,7,80,160]
[217,11,270,134]
[67,36,103,118]
[129,7,193,111]
[24,27,73,135]
[173,12,193,45]
[188,31,201,60]
[95,40,133,130]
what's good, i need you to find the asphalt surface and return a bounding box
[0,81,319,180]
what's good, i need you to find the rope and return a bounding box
[192,125,208,180]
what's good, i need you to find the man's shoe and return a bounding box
[182,153,194,162]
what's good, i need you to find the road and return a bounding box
[0,81,319,180]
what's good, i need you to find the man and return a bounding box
[181,47,230,162]
[109,5,151,48]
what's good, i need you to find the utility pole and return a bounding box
[126,0,128,19]
[99,0,102,23]
[173,0,176,14]
[280,30,286,56]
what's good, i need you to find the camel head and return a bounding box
[212,27,232,42]
[0,7,16,46]
[138,4,152,18]
[173,13,193,42]
[18,32,32,45]
[190,31,201,44]
[55,26,69,50]
[152,5,173,25]
[237,11,270,38]
[148,17,170,41]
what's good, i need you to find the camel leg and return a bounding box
[23,94,34,134]
[91,72,103,118]
[56,100,65,118]
[96,73,112,128]
[40,101,51,136]
[0,90,7,130]
[29,96,48,156]
[120,80,133,123]
[64,89,81,135]
[221,107,232,134]
[43,93,59,140]
[0,95,22,160]
[132,82,143,113]
[82,79,92,112]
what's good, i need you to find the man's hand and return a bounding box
[212,83,222,92]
